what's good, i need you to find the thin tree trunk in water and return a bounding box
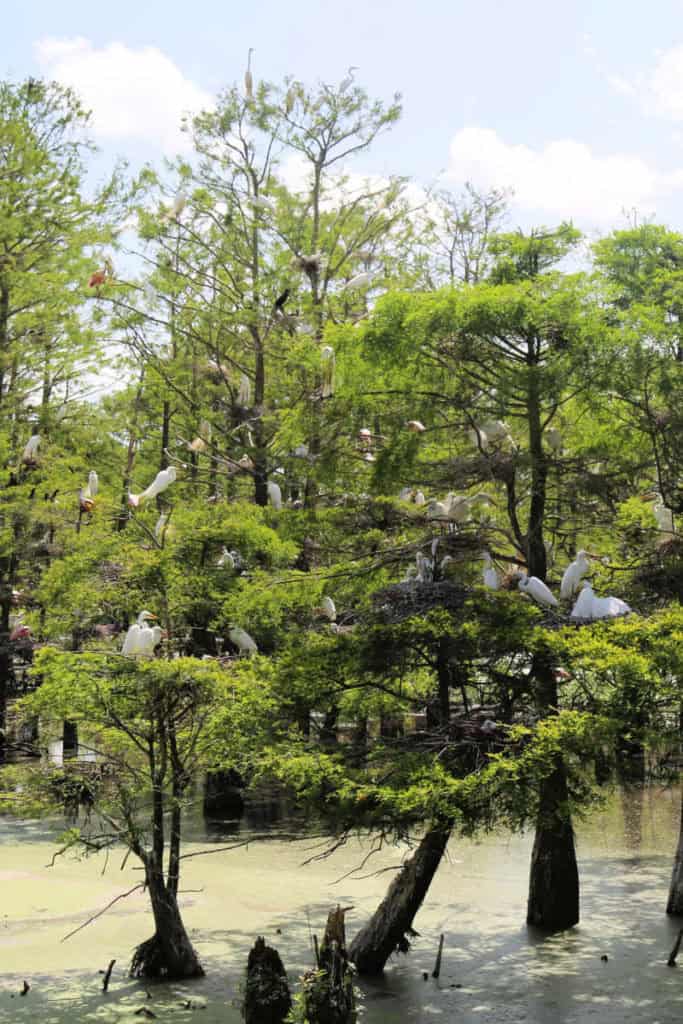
[349,822,451,974]
[130,866,204,979]
[527,659,579,930]
[666,785,683,916]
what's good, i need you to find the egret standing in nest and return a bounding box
[317,596,337,622]
[516,573,559,608]
[560,550,590,600]
[122,611,162,657]
[321,346,335,398]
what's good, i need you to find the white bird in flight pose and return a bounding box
[517,573,559,608]
[560,550,590,600]
[122,611,162,657]
[128,466,177,508]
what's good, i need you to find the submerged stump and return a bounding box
[302,907,355,1024]
[243,936,291,1024]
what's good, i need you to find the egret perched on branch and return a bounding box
[344,271,375,291]
[546,427,563,452]
[162,192,187,224]
[517,573,559,608]
[238,374,251,406]
[643,491,675,537]
[560,550,590,600]
[268,480,282,510]
[340,65,358,92]
[154,514,174,543]
[79,470,98,512]
[128,466,177,508]
[427,499,449,522]
[244,48,254,99]
[122,611,162,657]
[482,551,499,590]
[321,346,335,398]
[318,596,337,622]
[229,626,257,655]
[414,490,426,506]
[21,434,40,465]
[217,547,236,569]
[406,420,426,433]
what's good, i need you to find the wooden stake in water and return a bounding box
[432,933,444,979]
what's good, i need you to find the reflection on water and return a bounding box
[0,785,681,1023]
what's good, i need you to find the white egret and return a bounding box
[238,374,251,406]
[415,551,433,583]
[79,470,98,512]
[238,454,255,472]
[406,420,426,433]
[319,596,337,622]
[363,452,375,462]
[154,514,171,543]
[122,611,161,657]
[358,427,372,446]
[22,434,40,464]
[482,551,499,590]
[229,626,257,655]
[294,443,309,458]
[267,480,282,510]
[321,346,335,398]
[560,550,590,600]
[162,192,187,223]
[570,582,630,620]
[244,48,254,99]
[427,499,449,521]
[546,427,563,452]
[399,487,413,501]
[251,195,274,213]
[414,491,426,506]
[344,271,375,291]
[128,466,177,508]
[644,491,675,537]
[217,547,236,569]
[517,573,559,608]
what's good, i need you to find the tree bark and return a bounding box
[526,759,579,929]
[130,866,203,979]
[526,660,579,930]
[349,822,451,974]
[243,937,291,1024]
[666,785,683,916]
[303,907,355,1023]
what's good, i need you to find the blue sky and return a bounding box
[7,0,683,233]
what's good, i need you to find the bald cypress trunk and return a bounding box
[349,822,451,974]
[526,661,579,930]
[666,786,683,916]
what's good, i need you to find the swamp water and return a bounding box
[0,785,682,1023]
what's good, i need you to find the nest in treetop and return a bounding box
[637,536,683,602]
[372,580,469,624]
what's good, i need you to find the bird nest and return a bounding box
[98,561,124,585]
[372,580,469,624]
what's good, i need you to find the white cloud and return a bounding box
[648,45,683,120]
[34,37,213,153]
[447,126,683,225]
